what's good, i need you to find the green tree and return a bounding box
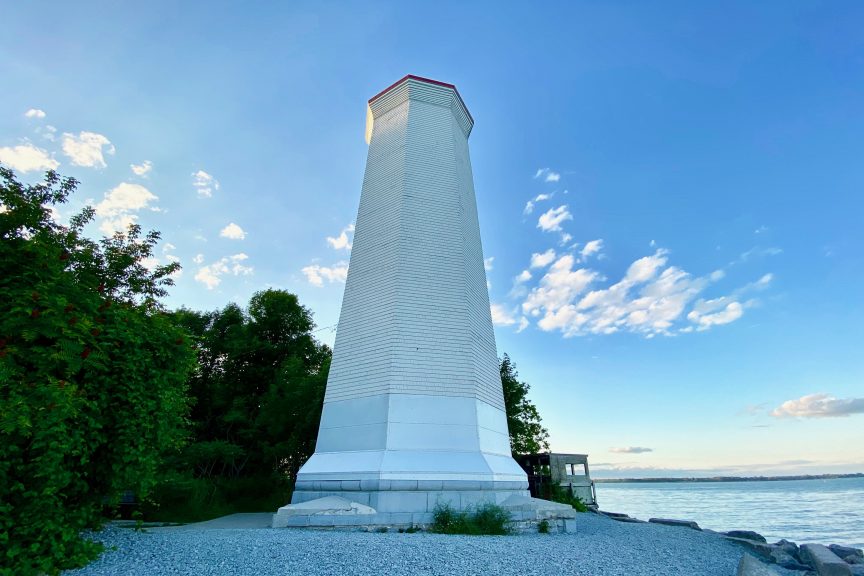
[155,290,330,519]
[0,168,195,575]
[500,353,549,455]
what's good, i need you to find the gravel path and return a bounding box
[64,513,799,576]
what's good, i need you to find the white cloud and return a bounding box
[534,168,560,182]
[192,170,219,198]
[25,108,46,119]
[736,246,783,264]
[302,262,349,287]
[516,316,530,333]
[326,223,355,251]
[518,246,761,338]
[523,192,554,215]
[0,143,59,172]
[771,393,864,419]
[610,447,653,454]
[515,270,532,284]
[220,222,246,240]
[537,205,572,233]
[580,239,604,259]
[131,160,152,177]
[61,131,114,168]
[522,254,599,334]
[530,249,556,269]
[194,253,253,289]
[94,182,159,235]
[490,303,517,326]
[193,253,205,265]
[687,299,744,330]
[484,257,495,271]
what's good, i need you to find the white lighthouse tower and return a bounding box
[274,76,569,528]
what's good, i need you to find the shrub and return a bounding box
[430,502,512,535]
[0,168,194,575]
[544,484,589,512]
[537,519,550,533]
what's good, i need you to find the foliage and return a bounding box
[144,290,331,520]
[500,354,549,456]
[0,168,195,575]
[537,519,550,533]
[543,484,588,512]
[430,502,512,535]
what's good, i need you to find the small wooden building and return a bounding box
[516,452,597,507]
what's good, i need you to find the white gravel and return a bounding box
[64,513,802,576]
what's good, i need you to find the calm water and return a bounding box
[595,476,864,547]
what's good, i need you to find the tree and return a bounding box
[162,290,330,515]
[0,168,195,575]
[500,353,549,455]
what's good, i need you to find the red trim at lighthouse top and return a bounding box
[368,75,473,125]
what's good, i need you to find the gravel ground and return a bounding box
[64,513,801,576]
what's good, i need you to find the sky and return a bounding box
[2,1,862,478]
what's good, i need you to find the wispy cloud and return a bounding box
[530,249,556,269]
[61,131,114,168]
[302,262,348,287]
[537,205,572,233]
[194,253,253,289]
[610,447,653,454]
[772,393,864,419]
[220,222,246,240]
[534,167,560,182]
[580,239,603,260]
[490,303,518,326]
[130,160,152,177]
[326,223,355,251]
[524,192,554,215]
[519,246,771,338]
[192,170,219,198]
[94,182,159,235]
[24,108,46,119]
[0,143,59,172]
[484,256,495,271]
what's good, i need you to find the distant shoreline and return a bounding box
[593,472,864,484]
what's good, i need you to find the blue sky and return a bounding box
[2,1,862,478]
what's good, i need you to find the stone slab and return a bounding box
[801,544,852,576]
[649,518,701,530]
[737,554,781,576]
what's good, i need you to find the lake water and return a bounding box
[595,476,864,547]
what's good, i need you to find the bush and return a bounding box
[537,519,550,533]
[544,484,588,512]
[140,473,290,523]
[430,502,512,535]
[0,168,194,575]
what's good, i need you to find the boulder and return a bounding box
[727,530,768,543]
[828,545,864,562]
[737,554,781,576]
[801,544,852,576]
[725,536,777,560]
[499,495,578,520]
[649,518,702,530]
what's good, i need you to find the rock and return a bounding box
[614,517,648,523]
[599,511,631,518]
[849,565,864,576]
[727,530,768,543]
[499,495,578,520]
[725,536,777,560]
[801,544,853,576]
[649,518,701,530]
[770,549,811,572]
[828,545,864,562]
[738,554,781,576]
